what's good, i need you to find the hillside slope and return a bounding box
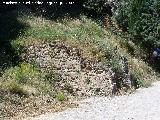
[0,8,159,119]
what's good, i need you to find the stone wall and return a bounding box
[23,41,116,97]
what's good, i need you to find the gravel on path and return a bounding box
[25,82,160,120]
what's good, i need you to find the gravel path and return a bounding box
[26,82,160,120]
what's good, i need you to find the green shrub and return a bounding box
[11,40,25,56]
[56,91,65,101]
[130,69,145,88]
[3,62,40,84]
[1,62,51,95]
[83,0,107,13]
[109,58,123,73]
[115,0,160,47]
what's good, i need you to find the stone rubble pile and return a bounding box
[23,41,118,96]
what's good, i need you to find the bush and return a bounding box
[83,0,106,12]
[130,69,145,88]
[0,62,51,95]
[56,91,65,101]
[83,0,112,16]
[115,0,160,48]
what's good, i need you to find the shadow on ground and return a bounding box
[0,3,83,72]
[0,2,113,73]
[0,9,28,71]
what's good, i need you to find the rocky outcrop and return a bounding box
[23,41,115,97]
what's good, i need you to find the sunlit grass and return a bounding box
[13,12,159,88]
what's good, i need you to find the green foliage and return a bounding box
[11,40,25,56]
[115,0,160,47]
[0,80,28,96]
[83,0,107,13]
[130,69,146,88]
[0,62,51,95]
[56,91,65,101]
[109,58,123,73]
[3,62,39,84]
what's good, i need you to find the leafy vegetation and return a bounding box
[0,62,52,96]
[115,0,160,48]
[56,91,66,101]
[17,10,157,88]
[0,1,160,118]
[83,0,109,13]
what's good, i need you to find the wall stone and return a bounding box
[23,41,116,97]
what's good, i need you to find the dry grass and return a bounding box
[1,8,160,119]
[14,10,159,87]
